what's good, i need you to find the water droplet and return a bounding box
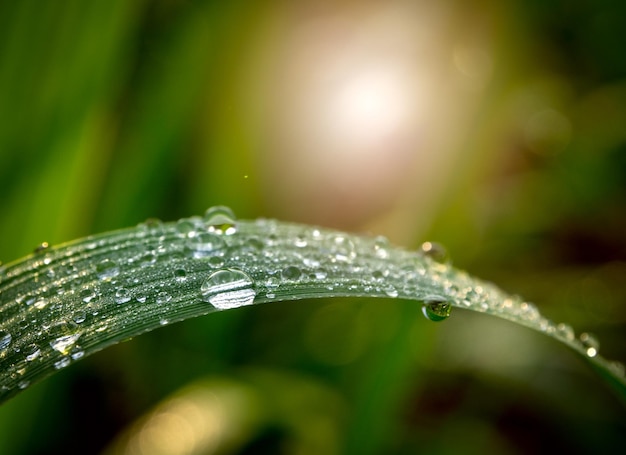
[294,235,308,247]
[201,268,256,310]
[329,236,356,262]
[139,252,157,267]
[73,311,87,324]
[80,287,97,303]
[373,236,390,259]
[580,332,599,357]
[0,331,12,352]
[204,205,237,235]
[208,255,225,268]
[156,291,171,304]
[383,285,398,298]
[50,333,82,355]
[18,380,30,390]
[25,344,41,361]
[70,347,85,360]
[556,323,575,341]
[174,268,187,281]
[96,259,119,280]
[186,232,226,257]
[420,241,448,262]
[115,288,132,304]
[33,297,48,310]
[34,242,50,254]
[282,266,301,281]
[313,268,328,280]
[175,219,197,238]
[159,319,169,326]
[422,300,452,322]
[54,357,71,370]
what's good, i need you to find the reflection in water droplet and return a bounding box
[204,206,237,235]
[115,288,132,304]
[201,268,256,310]
[422,300,452,322]
[282,266,301,281]
[96,259,120,280]
[580,332,599,357]
[0,331,12,352]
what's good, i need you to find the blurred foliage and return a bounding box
[0,0,625,454]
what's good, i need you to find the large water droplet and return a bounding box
[50,333,81,355]
[201,268,256,310]
[0,331,12,352]
[204,206,237,235]
[96,259,120,280]
[421,300,452,322]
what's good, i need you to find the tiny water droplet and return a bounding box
[115,288,132,304]
[204,205,237,235]
[186,232,226,257]
[33,297,48,310]
[156,291,171,304]
[0,331,12,352]
[70,347,85,360]
[556,323,575,341]
[294,235,308,247]
[282,266,302,281]
[159,319,169,326]
[313,268,328,280]
[208,255,225,268]
[174,268,187,281]
[373,236,390,259]
[329,236,356,262]
[34,242,50,254]
[384,285,398,298]
[54,357,71,370]
[175,219,197,238]
[420,241,448,262]
[73,311,87,324]
[18,380,30,390]
[80,287,96,303]
[201,268,256,310]
[422,300,452,322]
[96,259,120,280]
[25,344,41,361]
[139,252,157,267]
[50,333,81,355]
[580,332,599,357]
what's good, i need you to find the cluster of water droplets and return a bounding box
[1,205,624,401]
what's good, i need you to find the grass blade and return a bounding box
[1,208,624,404]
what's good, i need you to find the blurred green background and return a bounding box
[1,0,625,453]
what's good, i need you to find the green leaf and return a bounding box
[1,207,625,404]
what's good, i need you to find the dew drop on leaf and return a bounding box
[156,291,171,304]
[282,266,301,281]
[50,333,81,355]
[0,331,12,352]
[25,344,41,361]
[54,357,71,370]
[580,332,600,357]
[421,300,452,322]
[96,259,120,281]
[201,268,256,310]
[420,241,448,262]
[115,288,132,304]
[186,233,226,257]
[204,206,237,235]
